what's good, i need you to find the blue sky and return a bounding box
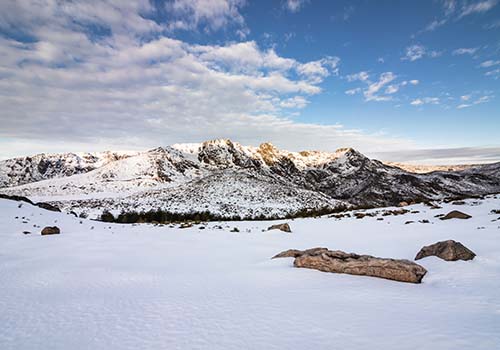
[0,0,499,163]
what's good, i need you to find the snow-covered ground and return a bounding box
[1,196,500,349]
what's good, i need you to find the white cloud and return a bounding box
[373,146,500,165]
[364,72,396,101]
[0,0,419,158]
[485,68,500,78]
[410,97,440,106]
[284,0,308,13]
[452,47,478,55]
[456,94,493,108]
[403,45,425,61]
[402,45,442,61]
[345,88,361,95]
[385,85,399,94]
[346,71,369,82]
[166,0,248,33]
[417,0,498,35]
[458,0,498,18]
[296,57,341,83]
[479,60,500,68]
[473,95,493,104]
[345,72,417,102]
[279,96,309,108]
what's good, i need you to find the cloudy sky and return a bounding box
[0,0,499,163]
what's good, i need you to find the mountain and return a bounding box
[0,139,499,219]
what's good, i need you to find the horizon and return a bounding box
[0,0,499,163]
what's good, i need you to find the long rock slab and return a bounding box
[273,248,427,283]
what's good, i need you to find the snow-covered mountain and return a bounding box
[1,139,499,219]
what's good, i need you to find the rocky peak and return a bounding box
[257,142,282,166]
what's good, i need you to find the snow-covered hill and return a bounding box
[1,195,500,349]
[1,139,499,219]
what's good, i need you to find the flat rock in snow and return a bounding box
[273,248,427,283]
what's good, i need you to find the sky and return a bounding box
[0,0,499,164]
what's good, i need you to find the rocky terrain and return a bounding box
[0,139,499,219]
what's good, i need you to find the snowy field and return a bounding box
[1,196,500,349]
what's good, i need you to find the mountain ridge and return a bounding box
[1,139,499,219]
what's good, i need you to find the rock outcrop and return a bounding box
[41,226,60,235]
[415,240,475,261]
[267,223,291,232]
[273,248,427,283]
[440,210,472,220]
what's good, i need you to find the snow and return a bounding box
[1,196,500,349]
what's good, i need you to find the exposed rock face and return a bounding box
[41,226,60,235]
[273,248,427,283]
[440,210,472,220]
[415,240,476,261]
[36,202,61,212]
[267,223,291,232]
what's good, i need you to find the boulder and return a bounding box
[41,226,60,235]
[415,240,475,261]
[267,223,291,233]
[272,248,427,283]
[440,210,471,220]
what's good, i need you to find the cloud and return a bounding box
[417,0,498,34]
[284,0,308,13]
[0,0,420,159]
[346,71,370,82]
[484,19,500,29]
[479,60,500,68]
[296,57,341,83]
[452,47,479,55]
[402,44,441,62]
[166,0,248,33]
[385,85,399,94]
[364,72,396,101]
[457,94,493,108]
[484,68,500,78]
[372,146,500,165]
[345,72,417,102]
[458,0,498,18]
[345,88,361,95]
[410,97,440,106]
[279,96,309,108]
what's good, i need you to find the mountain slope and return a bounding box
[1,139,499,219]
